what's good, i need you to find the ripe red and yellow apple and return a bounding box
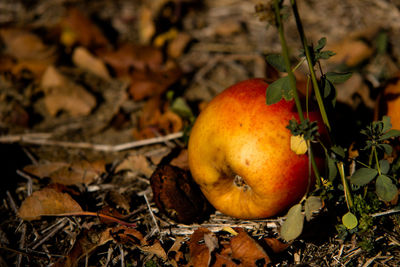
[188,78,324,219]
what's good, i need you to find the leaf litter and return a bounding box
[1,0,400,266]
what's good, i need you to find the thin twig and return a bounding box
[0,132,183,152]
[16,170,33,196]
[143,194,160,234]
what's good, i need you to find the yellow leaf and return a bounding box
[290,135,308,155]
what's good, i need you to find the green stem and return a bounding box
[337,161,353,210]
[290,0,331,134]
[273,0,321,184]
[273,0,304,122]
[373,146,381,175]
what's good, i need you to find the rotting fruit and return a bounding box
[188,78,324,219]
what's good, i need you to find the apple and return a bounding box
[188,78,324,219]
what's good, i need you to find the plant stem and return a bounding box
[337,161,354,209]
[373,146,381,175]
[273,0,321,184]
[290,0,331,134]
[273,0,304,122]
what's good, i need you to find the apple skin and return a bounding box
[188,78,324,219]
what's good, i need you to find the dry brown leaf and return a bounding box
[167,32,191,59]
[61,7,109,49]
[99,44,163,76]
[115,154,154,178]
[230,228,271,266]
[0,28,56,62]
[110,225,145,246]
[263,237,291,254]
[170,149,189,170]
[213,253,239,267]
[167,236,186,267]
[328,38,374,67]
[55,228,112,267]
[150,164,211,224]
[129,62,182,100]
[140,240,168,261]
[188,228,214,267]
[72,46,111,80]
[24,160,105,185]
[377,75,400,130]
[0,28,56,77]
[18,187,83,221]
[105,191,131,212]
[41,66,97,116]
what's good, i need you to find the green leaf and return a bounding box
[266,54,287,72]
[171,97,193,119]
[382,116,392,133]
[378,144,393,154]
[342,212,358,230]
[376,175,398,202]
[376,31,388,54]
[350,168,378,186]
[305,196,323,221]
[325,72,352,84]
[378,159,390,175]
[327,155,337,181]
[322,78,332,98]
[315,37,327,51]
[280,204,304,241]
[379,129,400,140]
[266,76,292,105]
[318,50,336,60]
[331,146,345,159]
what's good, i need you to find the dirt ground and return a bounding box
[1,0,400,266]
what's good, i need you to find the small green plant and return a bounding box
[261,0,400,244]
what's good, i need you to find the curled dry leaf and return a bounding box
[229,228,271,266]
[263,237,291,254]
[150,164,211,224]
[23,160,105,185]
[327,38,374,67]
[60,7,109,49]
[99,44,163,76]
[18,187,83,221]
[115,154,154,178]
[55,228,112,267]
[133,96,183,139]
[129,61,182,100]
[167,236,186,267]
[41,66,97,116]
[110,225,145,246]
[188,228,215,267]
[72,46,111,80]
[0,28,56,77]
[376,75,400,130]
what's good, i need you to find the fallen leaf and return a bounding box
[263,237,291,254]
[23,160,105,185]
[55,228,112,267]
[328,38,374,67]
[188,228,214,267]
[0,28,56,77]
[150,164,211,224]
[18,187,83,221]
[230,228,271,266]
[213,253,239,267]
[170,149,189,170]
[140,240,168,261]
[167,32,192,59]
[0,28,56,62]
[129,62,182,100]
[167,236,186,267]
[105,191,131,213]
[99,43,163,76]
[72,46,111,80]
[110,225,145,246]
[115,154,154,178]
[41,66,97,116]
[60,7,109,49]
